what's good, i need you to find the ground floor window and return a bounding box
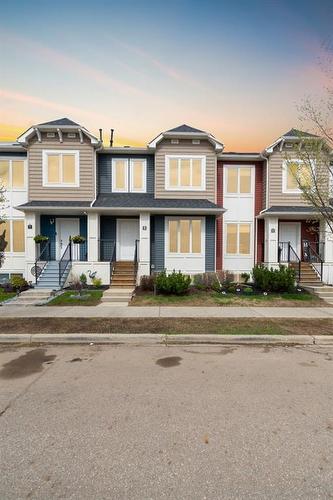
[168,218,202,254]
[226,223,251,255]
[1,220,25,253]
[0,273,23,284]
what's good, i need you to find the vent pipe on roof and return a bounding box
[99,129,103,142]
[110,129,114,147]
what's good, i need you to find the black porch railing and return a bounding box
[278,241,301,281]
[134,239,139,278]
[302,240,324,281]
[59,238,72,287]
[33,241,51,285]
[99,239,116,262]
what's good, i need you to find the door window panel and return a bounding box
[226,224,237,254]
[180,220,190,253]
[12,220,25,252]
[0,160,9,188]
[192,219,201,253]
[239,168,251,193]
[180,159,191,186]
[62,155,76,184]
[239,224,250,254]
[169,220,178,252]
[47,155,60,183]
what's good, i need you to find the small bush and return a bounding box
[140,275,156,291]
[244,287,253,294]
[69,276,83,292]
[241,272,250,283]
[193,272,218,291]
[92,277,102,288]
[216,270,234,286]
[252,264,295,292]
[227,285,237,294]
[79,273,87,286]
[10,275,28,291]
[156,270,191,295]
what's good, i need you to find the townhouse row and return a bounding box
[1,118,332,288]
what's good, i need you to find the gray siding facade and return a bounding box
[97,154,154,194]
[205,215,216,272]
[151,215,165,272]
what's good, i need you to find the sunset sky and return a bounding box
[0,0,332,151]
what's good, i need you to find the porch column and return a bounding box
[264,216,279,265]
[25,212,40,262]
[320,220,333,262]
[87,213,99,261]
[138,212,150,279]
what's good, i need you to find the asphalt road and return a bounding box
[0,343,332,499]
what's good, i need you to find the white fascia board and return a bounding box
[147,133,164,149]
[17,125,101,146]
[218,153,263,161]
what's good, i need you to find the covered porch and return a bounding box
[259,206,333,284]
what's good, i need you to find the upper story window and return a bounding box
[225,166,253,195]
[112,159,146,193]
[283,160,312,193]
[42,150,79,188]
[165,155,206,191]
[0,159,26,191]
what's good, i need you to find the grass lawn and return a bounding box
[131,290,326,307]
[0,318,332,335]
[0,291,16,303]
[47,290,103,306]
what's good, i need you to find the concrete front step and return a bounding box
[5,288,54,305]
[101,286,134,305]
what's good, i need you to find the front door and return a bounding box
[117,219,140,261]
[279,222,301,258]
[56,218,80,260]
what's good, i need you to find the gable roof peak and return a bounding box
[283,128,318,138]
[37,117,80,127]
[166,124,205,134]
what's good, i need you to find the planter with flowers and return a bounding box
[71,235,86,260]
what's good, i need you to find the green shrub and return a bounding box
[193,272,218,291]
[156,270,191,295]
[140,275,155,291]
[244,287,253,294]
[10,275,28,291]
[227,285,237,294]
[252,264,295,292]
[241,272,250,283]
[92,277,102,288]
[79,273,87,286]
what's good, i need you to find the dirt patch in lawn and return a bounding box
[0,318,332,336]
[131,290,329,307]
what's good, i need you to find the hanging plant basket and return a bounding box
[71,235,85,244]
[34,235,49,244]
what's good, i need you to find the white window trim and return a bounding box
[42,150,80,188]
[2,218,26,255]
[112,158,129,193]
[165,155,206,191]
[165,216,205,256]
[129,159,147,193]
[0,157,27,192]
[112,158,147,193]
[282,159,315,194]
[224,164,255,196]
[224,221,252,257]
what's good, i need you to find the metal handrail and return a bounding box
[278,241,301,281]
[134,239,139,277]
[303,240,324,281]
[59,238,72,287]
[109,241,116,284]
[34,241,51,285]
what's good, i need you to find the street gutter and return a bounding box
[1,333,333,345]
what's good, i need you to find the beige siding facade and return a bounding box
[154,139,216,202]
[28,134,95,201]
[267,148,310,207]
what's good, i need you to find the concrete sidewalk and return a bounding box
[1,304,333,318]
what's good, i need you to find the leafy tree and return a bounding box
[287,42,333,233]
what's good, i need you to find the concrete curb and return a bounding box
[1,333,333,345]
